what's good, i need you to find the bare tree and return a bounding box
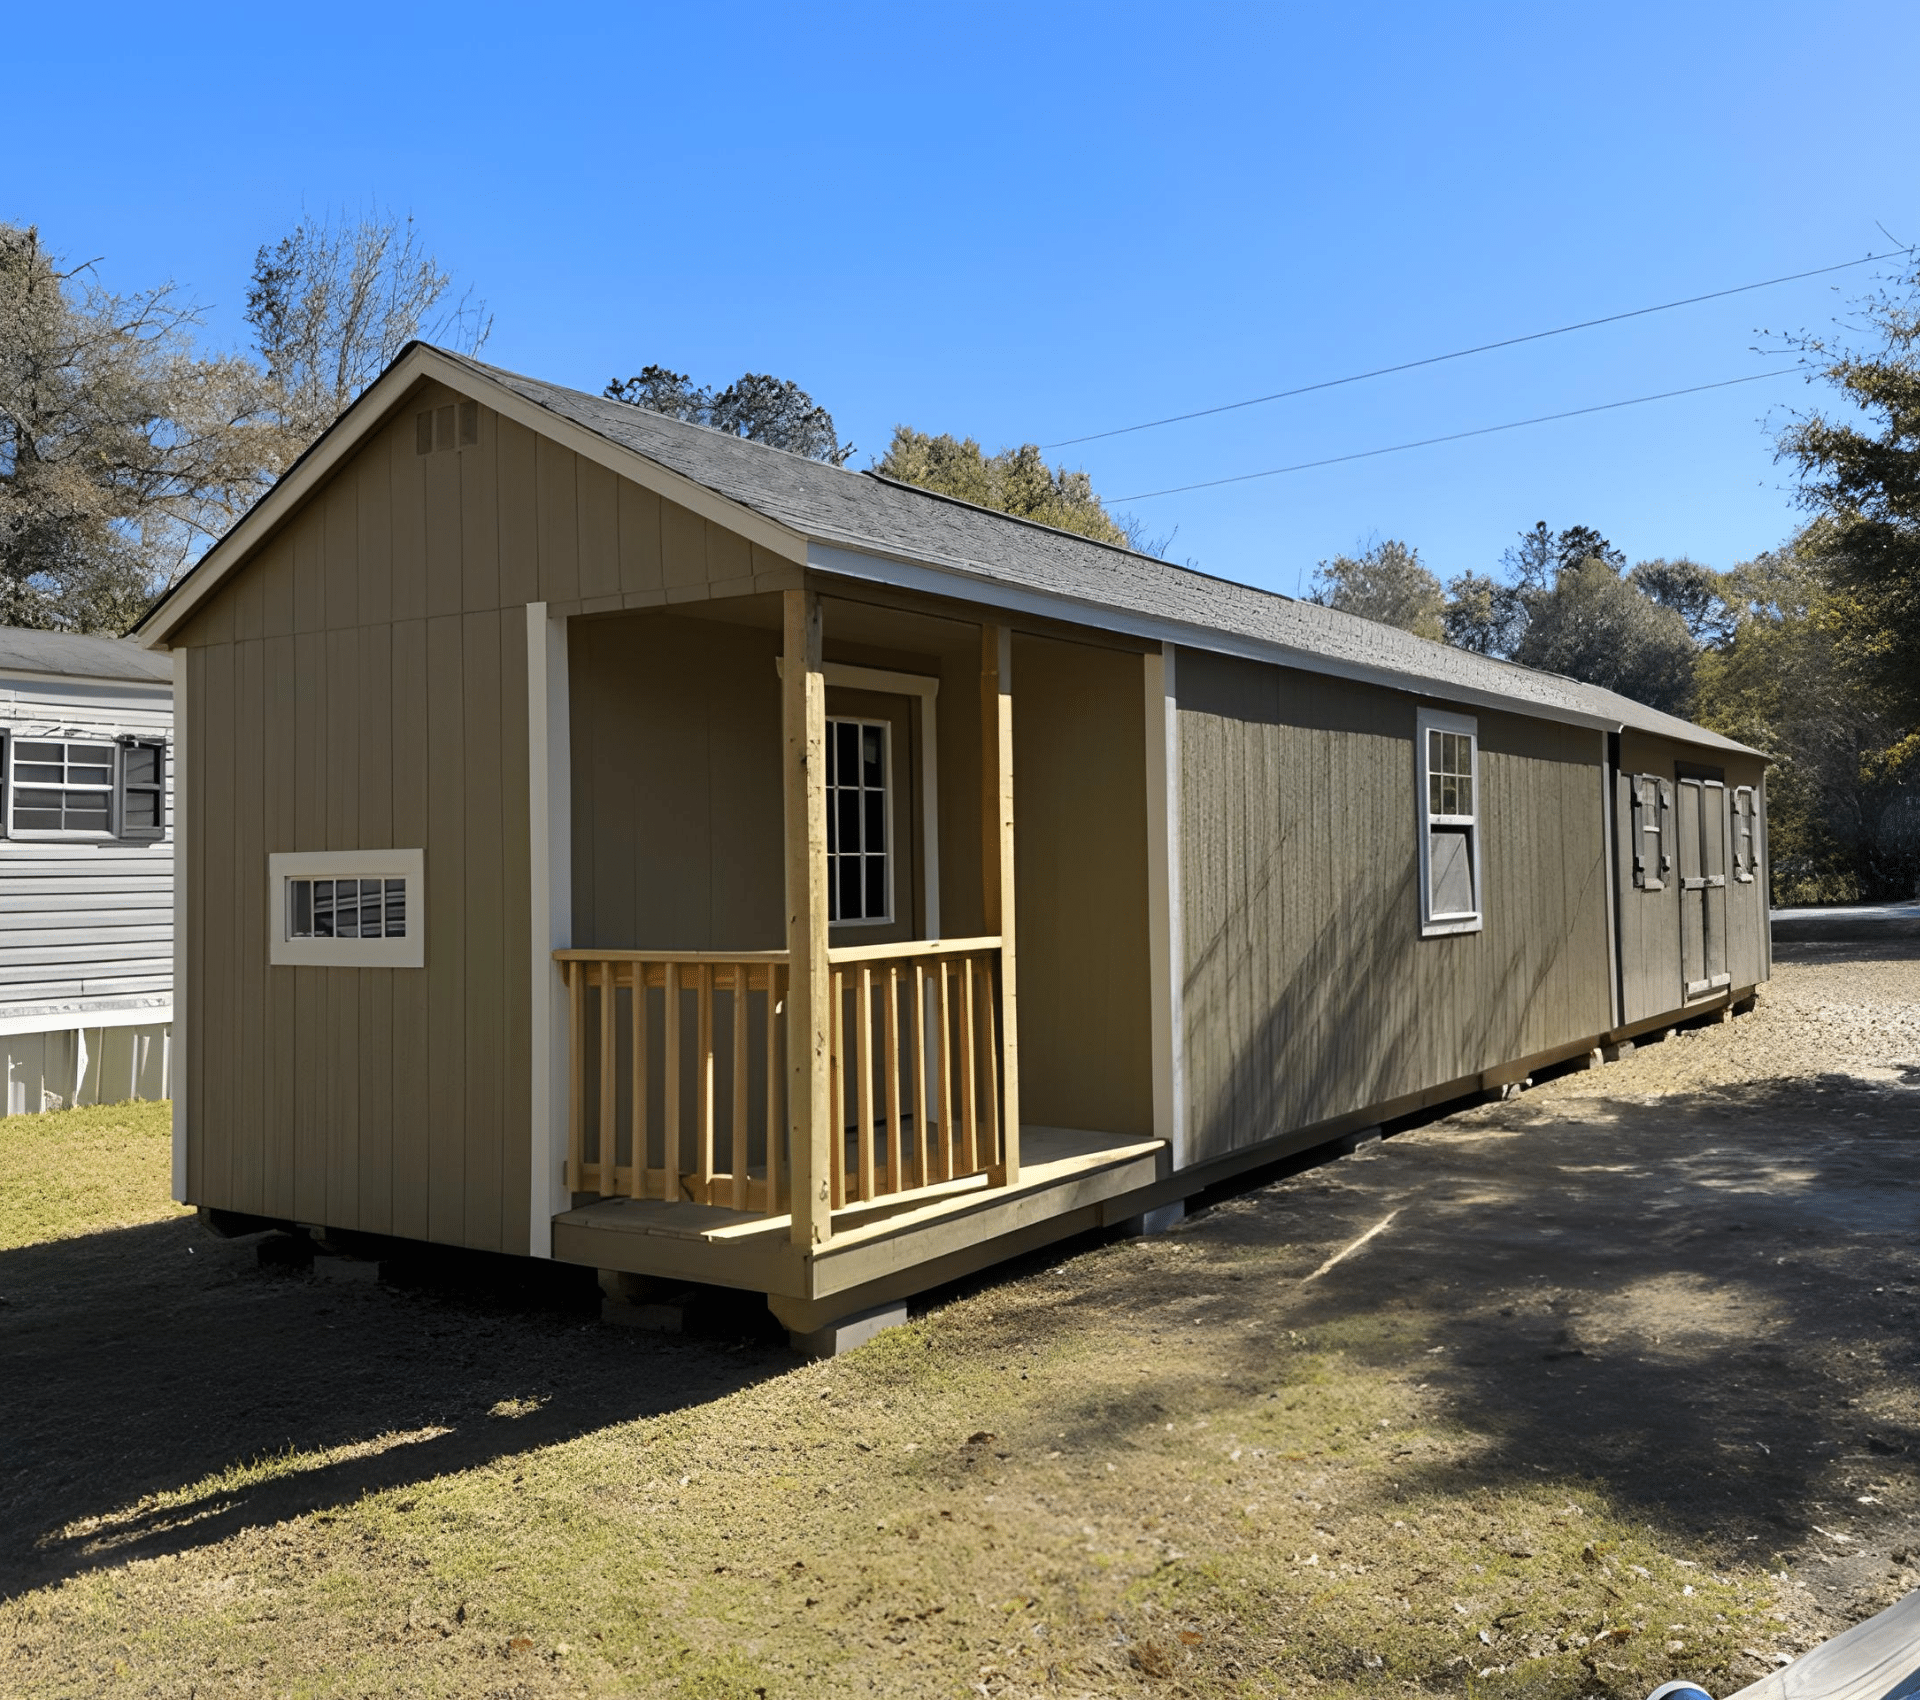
[247,209,491,451]
[0,225,277,629]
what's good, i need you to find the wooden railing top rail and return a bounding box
[827,935,1001,965]
[552,936,1002,967]
[553,947,792,964]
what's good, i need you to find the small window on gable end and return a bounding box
[458,400,479,445]
[416,409,434,455]
[1416,707,1482,936]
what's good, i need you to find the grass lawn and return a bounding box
[0,1097,188,1251]
[7,978,1915,1700]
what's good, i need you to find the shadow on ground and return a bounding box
[0,1218,795,1599]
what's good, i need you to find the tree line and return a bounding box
[1306,256,1919,904]
[7,215,1911,901]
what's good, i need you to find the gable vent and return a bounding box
[416,401,481,454]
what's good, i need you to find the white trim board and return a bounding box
[527,604,574,1258]
[1143,648,1187,1169]
[0,1005,172,1039]
[171,653,187,1202]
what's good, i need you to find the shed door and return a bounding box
[1678,778,1731,999]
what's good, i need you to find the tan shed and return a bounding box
[134,344,1771,1350]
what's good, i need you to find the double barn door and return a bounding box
[1676,778,1731,1000]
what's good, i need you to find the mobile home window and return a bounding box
[1416,708,1482,936]
[267,850,425,967]
[826,717,891,924]
[6,738,116,837]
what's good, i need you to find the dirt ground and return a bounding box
[2,938,1916,1698]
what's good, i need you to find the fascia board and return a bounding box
[138,347,807,650]
[806,541,1633,742]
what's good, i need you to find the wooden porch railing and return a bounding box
[555,937,1005,1222]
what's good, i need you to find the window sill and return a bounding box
[4,829,119,842]
[1420,914,1483,939]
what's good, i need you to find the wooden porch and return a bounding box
[542,587,1166,1319]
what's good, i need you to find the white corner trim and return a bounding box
[267,849,425,966]
[527,604,573,1258]
[171,656,187,1202]
[1144,648,1186,1168]
[1415,704,1484,939]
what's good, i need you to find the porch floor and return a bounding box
[550,1126,1168,1312]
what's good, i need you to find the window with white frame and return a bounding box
[268,849,425,967]
[1416,708,1482,935]
[7,737,116,836]
[826,717,891,924]
[0,734,168,842]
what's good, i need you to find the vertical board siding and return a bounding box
[1175,651,1613,1163]
[1615,731,1770,1018]
[568,613,785,952]
[1009,634,1155,1137]
[174,389,781,1250]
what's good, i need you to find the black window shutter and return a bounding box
[117,738,166,841]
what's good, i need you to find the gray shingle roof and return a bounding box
[0,626,174,684]
[473,351,1762,756]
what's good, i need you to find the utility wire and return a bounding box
[1111,366,1811,502]
[1045,249,1909,449]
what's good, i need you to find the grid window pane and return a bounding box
[9,740,116,833]
[287,874,408,942]
[292,880,313,936]
[384,879,407,936]
[825,717,890,923]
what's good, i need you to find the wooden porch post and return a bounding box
[982,623,1021,1184]
[784,588,834,1248]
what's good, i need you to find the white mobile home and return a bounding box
[0,628,174,1115]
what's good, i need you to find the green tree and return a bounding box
[873,427,1135,547]
[1629,557,1735,647]
[1441,569,1527,655]
[0,225,275,631]
[1308,537,1444,639]
[1441,522,1631,660]
[1693,540,1919,900]
[1511,555,1697,715]
[606,365,852,464]
[1776,255,1920,739]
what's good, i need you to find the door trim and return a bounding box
[777,658,939,939]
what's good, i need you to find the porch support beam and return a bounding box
[784,587,834,1250]
[982,623,1021,1184]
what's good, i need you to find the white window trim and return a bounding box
[268,848,425,967]
[3,734,121,841]
[773,658,940,938]
[825,714,895,927]
[1416,706,1483,938]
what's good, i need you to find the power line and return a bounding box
[1111,366,1811,502]
[1044,249,1908,449]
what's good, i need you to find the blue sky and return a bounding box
[16,1,1917,596]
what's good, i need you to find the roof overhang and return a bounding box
[806,541,1764,759]
[133,344,809,650]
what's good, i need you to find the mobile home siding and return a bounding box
[1175,650,1612,1163]
[2,668,174,1114]
[171,385,789,1249]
